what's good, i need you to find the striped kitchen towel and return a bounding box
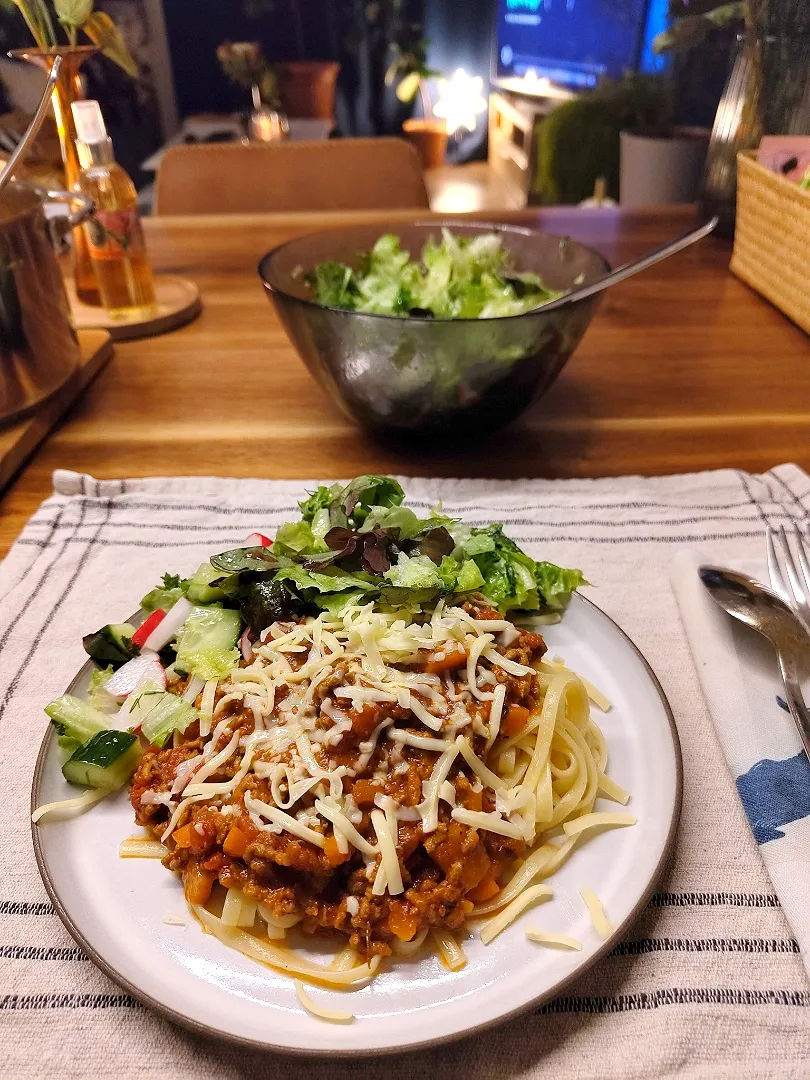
[0,465,808,1079]
[671,546,810,976]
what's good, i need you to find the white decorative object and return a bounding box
[620,129,709,207]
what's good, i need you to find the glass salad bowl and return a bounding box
[258,221,610,436]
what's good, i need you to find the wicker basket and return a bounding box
[730,151,810,334]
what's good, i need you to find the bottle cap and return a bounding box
[71,100,108,144]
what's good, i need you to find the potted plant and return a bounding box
[655,0,810,232]
[386,36,445,168]
[616,70,711,206]
[216,40,280,109]
[216,41,287,141]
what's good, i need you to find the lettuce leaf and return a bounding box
[274,565,376,596]
[272,521,325,557]
[384,554,443,590]
[305,229,564,320]
[141,572,189,613]
[88,665,117,713]
[534,562,589,611]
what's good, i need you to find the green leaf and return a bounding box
[209,546,291,576]
[396,71,421,103]
[340,475,405,523]
[83,10,138,77]
[317,590,366,616]
[533,562,588,611]
[299,484,342,522]
[274,565,377,596]
[87,665,116,712]
[141,571,189,613]
[384,554,442,590]
[652,4,743,53]
[359,504,458,540]
[54,0,92,29]
[456,558,485,592]
[272,521,323,556]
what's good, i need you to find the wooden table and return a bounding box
[2,206,809,557]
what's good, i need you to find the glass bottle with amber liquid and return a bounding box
[71,100,157,320]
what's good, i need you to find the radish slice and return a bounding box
[104,653,166,700]
[143,596,194,651]
[244,532,272,547]
[182,673,205,703]
[239,627,254,662]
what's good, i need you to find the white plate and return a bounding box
[31,595,681,1056]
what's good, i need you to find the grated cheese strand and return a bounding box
[525,929,582,950]
[370,809,403,895]
[479,883,554,944]
[580,885,612,939]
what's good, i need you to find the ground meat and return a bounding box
[130,603,542,957]
[129,743,201,828]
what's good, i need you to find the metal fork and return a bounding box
[766,522,810,634]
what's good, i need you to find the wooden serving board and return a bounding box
[0,328,113,493]
[67,275,202,341]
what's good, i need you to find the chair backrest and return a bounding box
[153,138,430,215]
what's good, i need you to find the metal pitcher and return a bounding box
[0,181,93,424]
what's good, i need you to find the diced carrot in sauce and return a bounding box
[171,823,194,848]
[183,863,215,905]
[460,788,483,812]
[223,826,248,858]
[467,876,501,904]
[504,704,530,737]
[387,904,419,941]
[349,703,384,738]
[426,647,467,674]
[324,833,351,866]
[351,779,380,806]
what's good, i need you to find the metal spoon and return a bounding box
[0,54,62,196]
[699,564,810,761]
[537,215,719,313]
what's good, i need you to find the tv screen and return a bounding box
[496,0,650,90]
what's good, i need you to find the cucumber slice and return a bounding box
[62,730,141,790]
[45,694,108,745]
[186,561,229,605]
[82,623,138,667]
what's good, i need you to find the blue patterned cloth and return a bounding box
[672,548,810,976]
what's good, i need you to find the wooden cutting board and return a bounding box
[0,328,113,493]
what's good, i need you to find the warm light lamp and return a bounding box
[433,68,488,136]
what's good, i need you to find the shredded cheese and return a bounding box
[525,929,582,950]
[31,787,109,823]
[246,793,327,848]
[580,885,612,939]
[479,884,554,944]
[451,807,525,840]
[370,809,403,895]
[418,744,459,833]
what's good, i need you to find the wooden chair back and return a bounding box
[154,138,430,215]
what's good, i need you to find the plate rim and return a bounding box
[30,595,683,1057]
